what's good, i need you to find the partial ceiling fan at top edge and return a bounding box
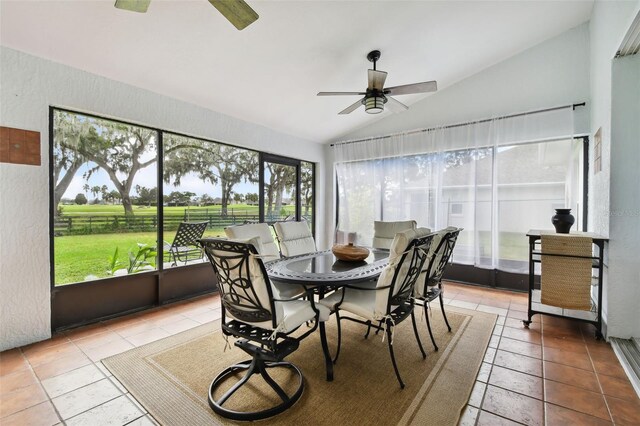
[113,0,259,31]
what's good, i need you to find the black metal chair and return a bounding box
[164,221,208,266]
[319,229,435,389]
[414,228,462,351]
[199,237,329,421]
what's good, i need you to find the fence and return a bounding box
[54,211,311,236]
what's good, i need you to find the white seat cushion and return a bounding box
[372,220,418,249]
[243,299,330,333]
[319,288,376,320]
[321,227,431,320]
[274,221,316,257]
[225,223,280,262]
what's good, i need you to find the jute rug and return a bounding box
[104,306,495,425]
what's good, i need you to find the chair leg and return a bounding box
[411,310,427,359]
[209,357,304,421]
[423,303,439,351]
[333,311,342,364]
[386,323,405,389]
[439,291,452,332]
[364,320,372,339]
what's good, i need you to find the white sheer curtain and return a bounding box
[334,106,578,273]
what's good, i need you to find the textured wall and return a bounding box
[0,47,326,351]
[589,0,640,338]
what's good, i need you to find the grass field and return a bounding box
[54,227,227,285]
[53,204,303,285]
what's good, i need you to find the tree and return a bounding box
[163,135,258,216]
[200,194,214,206]
[75,193,88,205]
[52,112,88,216]
[134,185,157,206]
[90,185,102,201]
[245,193,258,204]
[301,163,313,216]
[265,163,296,219]
[233,192,244,204]
[55,112,191,217]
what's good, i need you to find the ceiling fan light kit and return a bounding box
[318,50,437,115]
[365,96,385,114]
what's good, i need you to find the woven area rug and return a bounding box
[104,306,495,426]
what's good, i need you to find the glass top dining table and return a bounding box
[266,248,390,286]
[265,248,390,382]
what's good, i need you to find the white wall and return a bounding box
[609,54,640,338]
[324,24,591,246]
[333,23,591,142]
[589,0,640,338]
[0,47,327,350]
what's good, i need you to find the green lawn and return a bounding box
[53,203,300,285]
[54,227,227,285]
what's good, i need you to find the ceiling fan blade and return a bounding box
[385,80,437,96]
[368,70,388,91]
[317,92,366,96]
[338,99,364,115]
[114,0,150,13]
[207,0,259,30]
[385,96,409,113]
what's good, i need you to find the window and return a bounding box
[52,110,158,285]
[449,203,463,216]
[51,108,314,285]
[336,139,584,273]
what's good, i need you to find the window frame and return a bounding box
[334,135,589,289]
[49,106,316,290]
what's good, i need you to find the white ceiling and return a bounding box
[1,0,593,143]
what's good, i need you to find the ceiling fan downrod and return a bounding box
[367,50,381,71]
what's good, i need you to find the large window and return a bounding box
[51,108,314,285]
[336,138,584,273]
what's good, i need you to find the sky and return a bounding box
[63,162,260,201]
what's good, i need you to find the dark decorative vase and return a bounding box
[552,208,575,234]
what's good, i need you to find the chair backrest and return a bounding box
[372,220,418,249]
[273,221,316,257]
[426,227,461,282]
[374,227,433,316]
[200,237,277,328]
[171,221,208,248]
[224,223,280,262]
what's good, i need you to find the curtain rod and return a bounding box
[330,102,586,147]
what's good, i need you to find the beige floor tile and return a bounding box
[41,364,105,398]
[51,378,121,420]
[65,394,143,426]
[83,337,135,362]
[126,328,171,347]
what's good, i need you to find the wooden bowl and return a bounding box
[331,243,370,262]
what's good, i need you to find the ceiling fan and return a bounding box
[114,0,259,31]
[318,50,437,115]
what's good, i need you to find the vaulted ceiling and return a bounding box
[1,1,593,142]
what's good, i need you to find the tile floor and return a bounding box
[1,283,639,425]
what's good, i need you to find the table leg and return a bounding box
[319,321,333,381]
